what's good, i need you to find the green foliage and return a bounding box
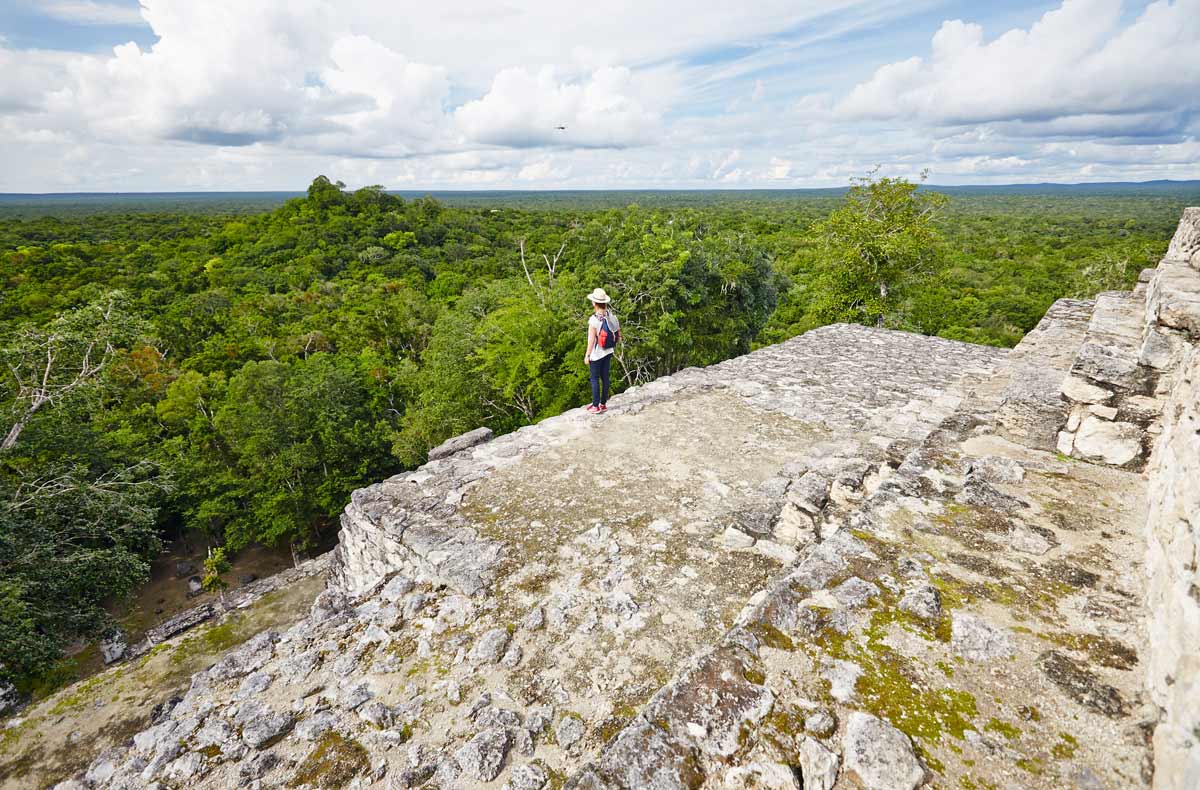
[0,461,165,686]
[201,547,231,595]
[808,170,948,329]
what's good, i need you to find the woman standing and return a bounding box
[584,288,619,414]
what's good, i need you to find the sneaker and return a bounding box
[586,405,601,414]
[599,404,608,413]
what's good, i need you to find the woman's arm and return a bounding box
[585,324,597,366]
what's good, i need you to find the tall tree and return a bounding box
[809,170,948,329]
[0,460,168,686]
[1,292,146,451]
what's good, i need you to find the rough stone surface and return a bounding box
[1144,341,1200,788]
[503,763,548,790]
[455,727,511,782]
[428,426,495,461]
[797,736,839,790]
[1070,291,1147,392]
[469,627,511,665]
[843,712,925,790]
[951,612,1015,662]
[898,583,942,621]
[1072,415,1143,466]
[997,297,1093,448]
[1165,207,1200,262]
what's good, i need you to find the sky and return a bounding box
[0,0,1197,192]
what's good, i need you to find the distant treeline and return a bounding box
[2,179,1198,216]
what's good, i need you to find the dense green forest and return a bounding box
[1,175,1196,690]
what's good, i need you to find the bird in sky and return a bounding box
[555,126,567,130]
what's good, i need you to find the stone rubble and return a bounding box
[58,210,1200,790]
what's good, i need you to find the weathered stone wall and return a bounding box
[1145,331,1200,789]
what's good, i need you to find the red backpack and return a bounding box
[597,314,619,349]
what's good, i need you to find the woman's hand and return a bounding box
[583,355,591,368]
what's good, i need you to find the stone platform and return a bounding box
[65,211,1200,790]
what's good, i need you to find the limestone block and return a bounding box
[774,504,816,547]
[1164,206,1200,262]
[503,764,548,790]
[720,761,801,789]
[455,727,511,782]
[787,472,829,515]
[898,584,942,621]
[797,737,839,790]
[1158,294,1200,337]
[1071,341,1144,391]
[995,298,1092,449]
[468,628,510,665]
[145,603,214,645]
[1139,326,1188,370]
[1057,430,1075,456]
[842,712,924,790]
[427,426,494,461]
[1147,261,1200,338]
[1088,404,1118,420]
[966,456,1024,485]
[951,612,1015,662]
[1121,394,1164,423]
[756,540,798,565]
[722,527,756,549]
[1062,374,1112,404]
[1072,416,1143,466]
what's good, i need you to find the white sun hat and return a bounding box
[587,287,611,304]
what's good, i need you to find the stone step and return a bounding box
[1140,260,1200,371]
[995,297,1093,450]
[1056,283,1172,469]
[1064,290,1149,396]
[1057,290,1154,468]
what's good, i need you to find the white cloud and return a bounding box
[0,0,1199,191]
[838,0,1200,126]
[39,1,147,27]
[33,1,451,156]
[455,66,659,149]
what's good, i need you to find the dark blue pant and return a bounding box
[589,354,612,407]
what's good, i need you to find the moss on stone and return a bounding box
[983,717,1021,741]
[1015,756,1045,775]
[538,761,567,790]
[742,666,766,685]
[815,605,980,750]
[290,732,369,788]
[748,621,794,651]
[1052,732,1079,759]
[760,704,807,748]
[1037,631,1138,670]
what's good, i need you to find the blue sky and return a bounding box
[0,0,1197,191]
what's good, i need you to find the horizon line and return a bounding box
[3,178,1200,197]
